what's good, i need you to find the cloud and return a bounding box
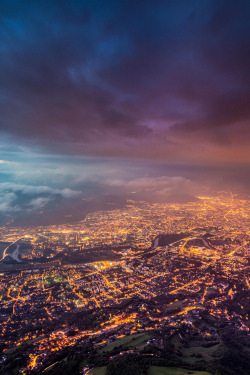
[0,1,250,163]
[0,160,17,164]
[107,176,201,202]
[28,197,51,210]
[0,192,19,212]
[0,182,79,213]
[0,182,79,196]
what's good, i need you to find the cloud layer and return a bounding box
[1,1,250,226]
[0,182,79,213]
[1,0,250,162]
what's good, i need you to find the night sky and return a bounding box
[1,0,250,225]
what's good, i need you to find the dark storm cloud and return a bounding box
[1,0,250,161]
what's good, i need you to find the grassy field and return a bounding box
[148,366,212,375]
[88,365,212,375]
[182,343,220,363]
[169,333,219,364]
[99,332,150,353]
[165,300,184,312]
[89,367,106,375]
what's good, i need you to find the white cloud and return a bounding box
[0,182,79,196]
[28,197,51,210]
[60,188,79,199]
[0,192,19,212]
[0,183,79,213]
[0,160,17,164]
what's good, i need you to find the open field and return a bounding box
[170,333,220,364]
[182,343,220,363]
[89,367,106,375]
[148,366,212,375]
[99,332,150,353]
[165,300,184,312]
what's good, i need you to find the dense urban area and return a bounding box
[1,193,250,375]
